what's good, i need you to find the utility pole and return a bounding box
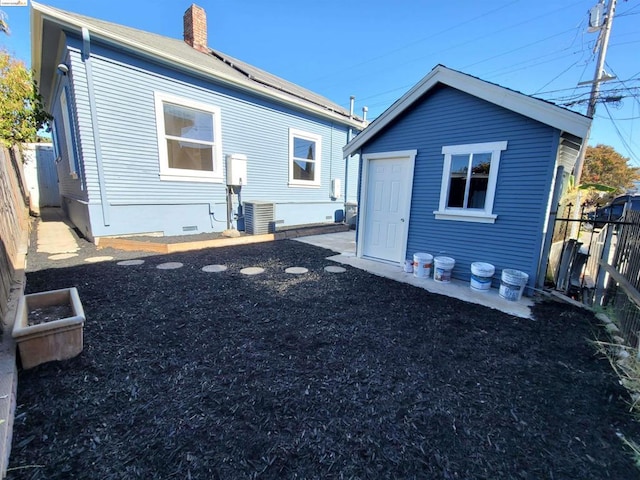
[573,0,617,185]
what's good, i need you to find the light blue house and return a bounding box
[344,65,591,291]
[31,3,365,242]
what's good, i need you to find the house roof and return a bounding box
[343,65,591,159]
[30,2,365,129]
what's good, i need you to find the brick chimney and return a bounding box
[183,4,208,53]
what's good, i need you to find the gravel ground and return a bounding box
[6,225,640,479]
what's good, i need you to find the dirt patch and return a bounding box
[7,239,640,479]
[27,305,73,326]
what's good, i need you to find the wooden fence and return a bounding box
[0,146,30,324]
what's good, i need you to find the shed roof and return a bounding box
[343,65,591,157]
[30,2,365,129]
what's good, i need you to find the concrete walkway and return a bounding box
[37,208,79,255]
[294,231,533,319]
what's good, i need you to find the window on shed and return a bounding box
[434,141,507,223]
[154,92,223,182]
[289,129,321,187]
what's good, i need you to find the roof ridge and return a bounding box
[32,2,364,126]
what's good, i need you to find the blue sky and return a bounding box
[1,0,639,165]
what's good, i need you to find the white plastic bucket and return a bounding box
[433,256,455,283]
[470,262,495,292]
[499,269,529,301]
[413,253,433,278]
[403,259,414,273]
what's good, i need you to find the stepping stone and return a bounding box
[240,267,264,276]
[85,256,114,263]
[156,262,184,270]
[324,266,346,273]
[48,253,78,260]
[117,259,145,266]
[285,267,308,274]
[202,264,228,273]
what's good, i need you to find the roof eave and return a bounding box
[31,2,365,130]
[31,3,44,88]
[344,65,591,157]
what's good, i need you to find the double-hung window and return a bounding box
[154,92,223,182]
[434,141,507,223]
[289,128,321,187]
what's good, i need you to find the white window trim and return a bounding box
[288,128,322,187]
[59,88,78,178]
[154,92,223,183]
[434,141,507,223]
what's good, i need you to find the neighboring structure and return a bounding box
[22,143,59,215]
[31,2,364,241]
[344,65,591,291]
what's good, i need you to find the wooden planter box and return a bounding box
[12,287,85,369]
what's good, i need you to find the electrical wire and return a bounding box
[308,0,525,85]
[330,0,586,98]
[603,102,640,166]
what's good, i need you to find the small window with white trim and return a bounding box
[289,128,321,187]
[154,92,223,182]
[434,141,507,223]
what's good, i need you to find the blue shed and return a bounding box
[31,3,365,242]
[343,65,591,293]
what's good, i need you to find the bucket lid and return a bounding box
[471,262,495,275]
[434,256,455,266]
[414,252,433,260]
[502,268,528,279]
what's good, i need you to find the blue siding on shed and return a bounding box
[361,86,561,287]
[58,36,356,238]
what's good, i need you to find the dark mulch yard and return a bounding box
[7,233,640,479]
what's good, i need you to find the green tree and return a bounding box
[582,144,640,195]
[0,50,51,147]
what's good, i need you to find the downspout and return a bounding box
[536,165,565,288]
[343,96,356,219]
[82,27,110,226]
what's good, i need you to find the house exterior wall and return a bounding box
[54,36,357,240]
[359,85,561,288]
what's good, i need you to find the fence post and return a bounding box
[595,224,615,306]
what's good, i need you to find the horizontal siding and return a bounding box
[362,85,560,285]
[61,38,357,236]
[69,50,100,203]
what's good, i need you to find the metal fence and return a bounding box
[603,210,640,346]
[549,205,640,347]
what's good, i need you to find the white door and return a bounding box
[360,150,416,263]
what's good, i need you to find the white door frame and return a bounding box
[357,149,417,263]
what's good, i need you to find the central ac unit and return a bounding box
[244,201,275,235]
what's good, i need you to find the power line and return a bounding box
[603,102,640,165]
[308,0,525,85]
[319,0,586,94]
